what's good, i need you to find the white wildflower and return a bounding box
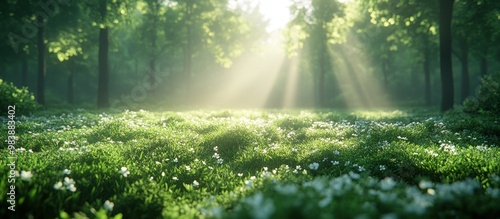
[243,192,275,219]
[118,167,130,177]
[67,184,77,192]
[103,200,114,212]
[53,181,63,190]
[358,166,365,172]
[349,171,360,179]
[64,177,75,186]
[309,162,319,170]
[212,153,220,159]
[274,184,298,195]
[380,177,396,190]
[418,180,433,190]
[20,171,33,182]
[245,180,253,188]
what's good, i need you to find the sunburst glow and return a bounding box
[256,0,293,32]
[212,0,390,109]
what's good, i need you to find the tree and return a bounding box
[361,0,439,106]
[97,0,110,108]
[1,1,43,104]
[176,0,254,104]
[80,0,134,108]
[37,15,46,105]
[2,0,79,106]
[452,0,473,102]
[439,0,454,112]
[288,0,345,107]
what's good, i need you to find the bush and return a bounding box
[0,79,39,116]
[464,73,500,115]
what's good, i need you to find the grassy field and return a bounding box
[1,109,500,218]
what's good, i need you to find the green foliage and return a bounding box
[0,79,39,116]
[464,73,500,115]
[0,109,498,218]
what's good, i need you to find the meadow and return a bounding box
[1,109,499,218]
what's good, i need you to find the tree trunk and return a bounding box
[459,39,469,102]
[67,72,74,105]
[97,0,109,108]
[439,0,455,112]
[135,58,139,75]
[423,36,431,106]
[37,16,46,105]
[149,59,156,89]
[22,58,28,87]
[480,56,487,77]
[97,27,110,108]
[382,58,388,89]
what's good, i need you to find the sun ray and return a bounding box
[204,39,286,108]
[282,54,301,108]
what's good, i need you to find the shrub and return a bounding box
[0,79,39,116]
[464,73,500,115]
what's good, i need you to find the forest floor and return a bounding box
[1,109,500,218]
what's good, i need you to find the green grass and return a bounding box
[1,109,499,218]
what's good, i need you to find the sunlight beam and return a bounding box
[282,54,300,108]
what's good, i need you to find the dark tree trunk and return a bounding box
[459,39,469,102]
[97,27,110,108]
[382,58,388,89]
[22,58,28,87]
[423,36,431,106]
[411,65,419,99]
[67,72,74,105]
[439,0,455,112]
[97,0,109,108]
[480,56,487,77]
[135,57,139,76]
[149,59,156,88]
[37,16,46,105]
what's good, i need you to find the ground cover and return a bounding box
[1,109,499,218]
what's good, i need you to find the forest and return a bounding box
[1,0,500,218]
[1,0,498,111]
